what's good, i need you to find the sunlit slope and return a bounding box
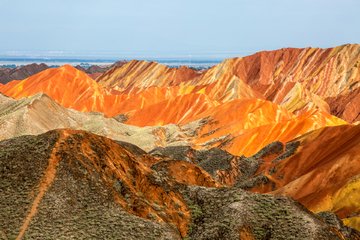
[0,65,104,110]
[343,217,360,233]
[0,64,208,117]
[120,93,219,127]
[194,75,265,102]
[221,110,346,156]
[77,85,207,116]
[104,85,203,117]
[178,99,345,156]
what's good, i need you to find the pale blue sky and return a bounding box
[0,0,359,59]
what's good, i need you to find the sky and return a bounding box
[0,0,359,60]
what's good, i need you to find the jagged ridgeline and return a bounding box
[0,129,359,239]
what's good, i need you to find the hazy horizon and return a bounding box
[1,43,358,64]
[1,43,359,68]
[0,50,258,61]
[1,0,359,59]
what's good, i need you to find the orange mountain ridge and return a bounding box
[0,65,104,110]
[1,44,359,123]
[180,99,346,156]
[0,49,350,158]
[120,93,219,127]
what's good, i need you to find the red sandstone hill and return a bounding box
[326,87,360,123]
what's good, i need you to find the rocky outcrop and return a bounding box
[183,185,352,239]
[326,87,360,123]
[215,124,360,232]
[194,44,360,114]
[114,140,147,156]
[0,68,343,157]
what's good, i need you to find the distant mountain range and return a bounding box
[75,60,127,79]
[0,63,49,84]
[0,60,128,83]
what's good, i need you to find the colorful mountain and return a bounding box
[1,44,360,124]
[192,44,360,115]
[92,44,360,118]
[1,44,360,237]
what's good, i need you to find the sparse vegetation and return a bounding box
[0,130,353,240]
[0,131,177,240]
[179,185,340,240]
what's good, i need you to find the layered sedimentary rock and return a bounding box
[269,125,360,216]
[0,46,353,163]
[96,61,201,91]
[0,62,347,157]
[179,98,346,156]
[75,64,109,79]
[92,44,360,117]
[148,124,360,232]
[87,72,102,80]
[326,87,360,123]
[102,85,201,116]
[2,44,360,124]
